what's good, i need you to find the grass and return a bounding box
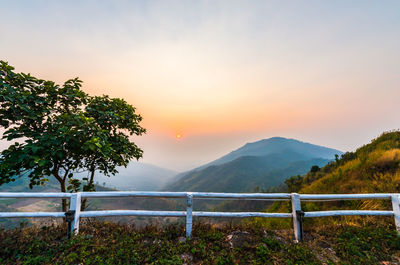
[1,220,400,264]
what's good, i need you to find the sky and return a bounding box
[1,0,399,171]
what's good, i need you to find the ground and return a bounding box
[1,220,400,264]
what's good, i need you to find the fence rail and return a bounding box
[1,191,399,242]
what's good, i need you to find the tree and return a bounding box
[0,61,146,212]
[285,175,303,193]
[310,165,320,173]
[335,154,340,163]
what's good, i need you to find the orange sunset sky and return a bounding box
[1,1,400,170]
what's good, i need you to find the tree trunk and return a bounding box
[60,180,67,213]
[53,170,67,215]
[81,198,87,211]
[81,168,95,211]
[53,172,67,224]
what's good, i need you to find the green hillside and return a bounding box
[165,152,331,192]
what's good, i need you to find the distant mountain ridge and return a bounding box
[163,137,342,192]
[198,137,341,169]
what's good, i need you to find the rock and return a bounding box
[226,231,255,248]
[180,252,193,264]
[152,239,161,245]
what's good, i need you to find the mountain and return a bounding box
[163,137,342,192]
[198,137,341,169]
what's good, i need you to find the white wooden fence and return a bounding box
[1,191,399,242]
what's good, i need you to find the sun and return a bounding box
[176,133,182,139]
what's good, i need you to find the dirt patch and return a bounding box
[15,200,61,226]
[10,198,60,209]
[16,200,59,212]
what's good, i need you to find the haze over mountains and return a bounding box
[0,162,177,193]
[163,137,342,192]
[86,162,177,191]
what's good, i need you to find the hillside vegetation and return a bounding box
[269,131,400,222]
[286,131,400,195]
[166,153,329,193]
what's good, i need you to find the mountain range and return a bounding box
[163,137,342,192]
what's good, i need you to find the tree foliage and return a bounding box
[0,60,146,211]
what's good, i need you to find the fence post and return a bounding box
[391,195,400,235]
[291,193,303,242]
[186,192,193,238]
[68,192,81,235]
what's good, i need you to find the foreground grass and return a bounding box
[1,221,400,264]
